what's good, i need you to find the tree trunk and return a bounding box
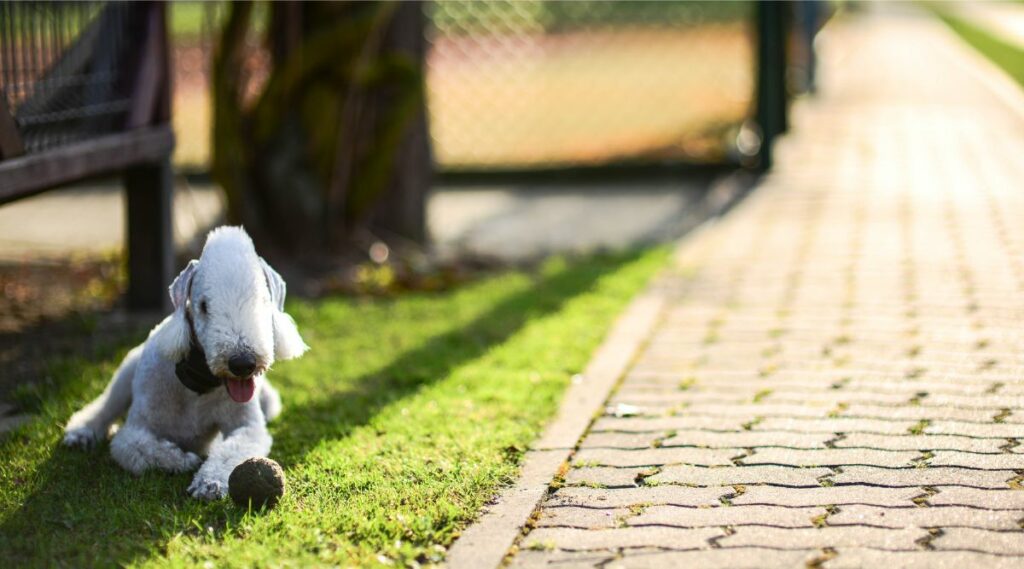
[367,3,431,245]
[211,1,432,262]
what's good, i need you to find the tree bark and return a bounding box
[367,2,431,245]
[211,1,432,262]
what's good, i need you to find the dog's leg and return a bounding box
[259,379,282,422]
[109,423,202,475]
[188,419,272,500]
[63,345,143,449]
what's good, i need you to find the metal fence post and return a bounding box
[756,0,789,171]
[125,159,175,312]
[126,2,174,313]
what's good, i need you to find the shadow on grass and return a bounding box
[0,308,156,411]
[0,250,641,566]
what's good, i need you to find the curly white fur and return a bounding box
[63,226,308,500]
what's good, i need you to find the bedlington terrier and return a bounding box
[62,226,308,500]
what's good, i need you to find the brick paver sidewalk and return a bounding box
[507,8,1024,569]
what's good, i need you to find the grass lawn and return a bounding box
[932,6,1024,87]
[0,248,668,567]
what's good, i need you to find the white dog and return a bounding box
[63,226,308,500]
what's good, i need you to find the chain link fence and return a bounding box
[113,1,757,173]
[0,2,146,154]
[424,0,756,171]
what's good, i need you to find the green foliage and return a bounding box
[168,2,267,41]
[168,2,214,40]
[0,247,668,567]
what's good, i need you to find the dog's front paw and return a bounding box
[63,426,101,450]
[188,476,226,501]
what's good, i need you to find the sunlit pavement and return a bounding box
[430,182,710,263]
[0,179,713,263]
[0,180,223,261]
[503,6,1024,567]
[952,0,1024,48]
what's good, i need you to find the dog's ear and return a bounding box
[151,260,198,362]
[259,257,309,360]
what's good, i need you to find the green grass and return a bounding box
[168,2,268,41]
[168,2,210,39]
[933,6,1024,87]
[0,248,668,567]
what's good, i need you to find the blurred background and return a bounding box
[167,1,758,171]
[0,0,827,390]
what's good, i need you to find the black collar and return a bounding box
[174,311,221,395]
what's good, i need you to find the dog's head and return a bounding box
[152,226,308,402]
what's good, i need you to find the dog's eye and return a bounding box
[199,300,209,315]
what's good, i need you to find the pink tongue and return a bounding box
[225,377,255,403]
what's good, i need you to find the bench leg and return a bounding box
[124,159,174,312]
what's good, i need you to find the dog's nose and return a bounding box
[228,353,258,378]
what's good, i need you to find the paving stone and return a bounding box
[522,526,720,551]
[546,486,725,508]
[614,548,813,568]
[609,392,763,406]
[652,465,831,486]
[535,507,628,529]
[825,548,1024,569]
[831,466,1017,488]
[564,467,649,488]
[573,447,737,467]
[578,432,665,449]
[744,448,919,468]
[731,486,922,507]
[828,504,1024,529]
[708,382,987,399]
[767,392,927,406]
[935,527,1024,555]
[928,451,1024,469]
[926,422,1024,438]
[629,504,822,528]
[927,393,1024,408]
[997,386,1024,397]
[661,430,831,449]
[927,488,1024,509]
[720,526,928,549]
[508,549,615,569]
[755,417,919,435]
[674,403,837,419]
[843,404,1005,422]
[836,433,1006,453]
[622,374,803,388]
[844,380,994,396]
[592,416,748,432]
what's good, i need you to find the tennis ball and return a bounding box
[229,457,286,509]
